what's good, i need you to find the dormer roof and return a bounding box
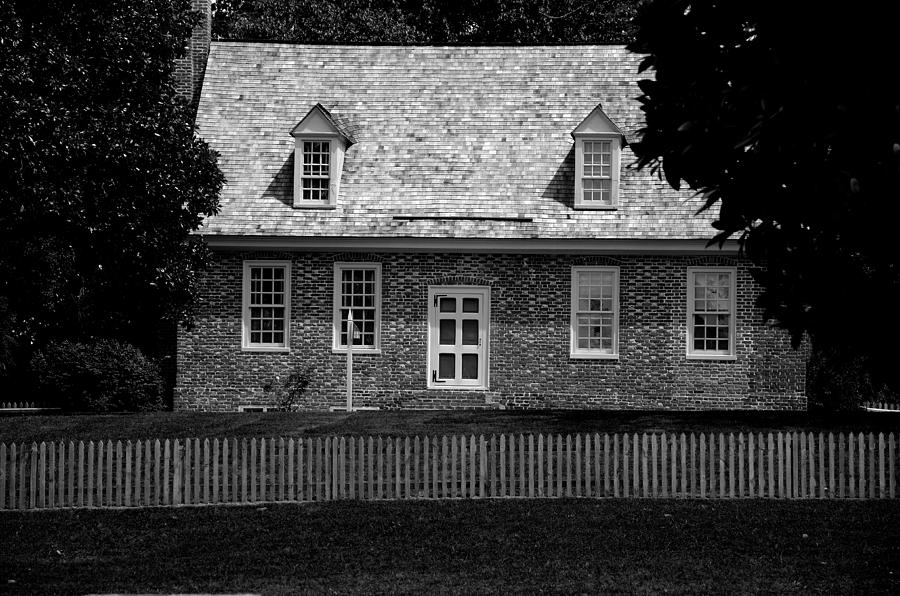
[571,104,626,142]
[290,103,356,146]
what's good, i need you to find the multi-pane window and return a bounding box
[301,141,330,202]
[688,268,736,358]
[571,267,619,358]
[242,261,290,350]
[333,263,381,351]
[582,140,612,204]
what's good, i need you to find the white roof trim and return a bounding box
[202,236,740,255]
[571,104,625,139]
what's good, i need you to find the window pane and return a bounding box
[439,297,456,312]
[582,179,612,204]
[462,298,479,313]
[439,320,455,345]
[578,273,591,291]
[438,354,455,379]
[462,320,478,345]
[461,354,478,379]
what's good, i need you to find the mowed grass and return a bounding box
[2,409,899,443]
[1,499,899,594]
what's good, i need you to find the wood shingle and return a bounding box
[196,43,714,240]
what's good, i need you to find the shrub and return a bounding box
[807,341,897,412]
[30,339,165,412]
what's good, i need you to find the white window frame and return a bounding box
[426,286,491,390]
[570,266,620,359]
[293,134,341,209]
[332,262,382,353]
[574,133,620,209]
[686,267,737,360]
[301,139,331,203]
[242,260,291,352]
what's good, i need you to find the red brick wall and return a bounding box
[175,251,807,411]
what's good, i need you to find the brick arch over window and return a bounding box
[686,256,740,267]
[330,253,384,262]
[426,276,494,287]
[571,256,625,267]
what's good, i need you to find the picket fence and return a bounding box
[0,431,897,510]
[0,401,60,412]
[864,402,900,412]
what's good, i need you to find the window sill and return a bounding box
[332,348,382,355]
[242,346,291,353]
[427,384,489,391]
[573,204,618,211]
[292,202,337,210]
[570,352,619,360]
[686,353,737,361]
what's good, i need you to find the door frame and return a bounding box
[426,285,491,390]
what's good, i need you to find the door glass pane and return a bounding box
[439,297,456,312]
[438,354,455,379]
[462,298,479,313]
[439,320,456,345]
[461,354,478,379]
[462,320,478,345]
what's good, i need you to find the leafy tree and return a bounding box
[628,0,900,388]
[0,0,224,378]
[213,0,423,42]
[213,0,639,44]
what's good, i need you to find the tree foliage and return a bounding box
[628,0,900,386]
[0,0,223,375]
[212,0,639,44]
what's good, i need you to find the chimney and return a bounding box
[174,0,211,110]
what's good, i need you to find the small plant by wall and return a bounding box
[262,365,313,411]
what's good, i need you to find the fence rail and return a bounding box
[863,402,900,412]
[0,431,897,510]
[0,401,61,412]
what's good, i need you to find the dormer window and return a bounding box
[572,104,625,210]
[290,104,355,209]
[302,140,331,202]
[582,140,613,204]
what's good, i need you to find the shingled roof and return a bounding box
[196,43,715,240]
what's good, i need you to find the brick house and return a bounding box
[175,8,806,411]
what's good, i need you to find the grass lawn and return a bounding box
[2,409,899,443]
[1,499,899,594]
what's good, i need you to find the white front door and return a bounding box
[427,286,490,389]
